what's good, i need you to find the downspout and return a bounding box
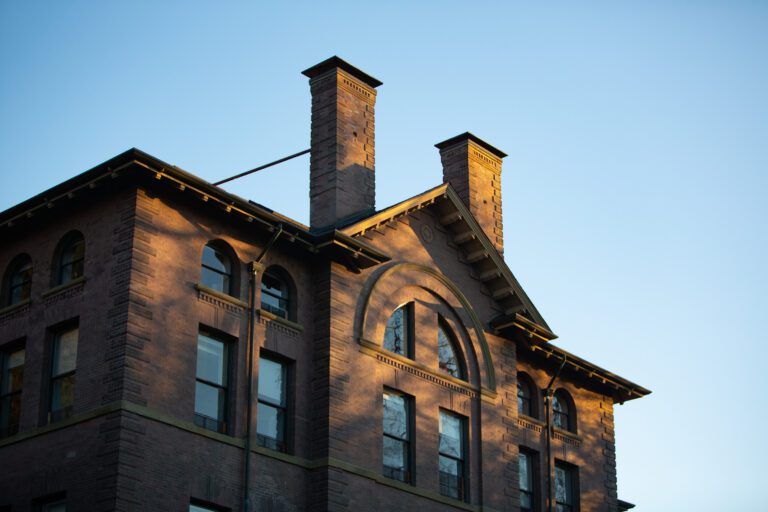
[243,224,283,512]
[544,354,567,512]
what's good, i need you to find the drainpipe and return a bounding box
[543,354,567,512]
[243,224,283,512]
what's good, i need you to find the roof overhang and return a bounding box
[0,148,390,269]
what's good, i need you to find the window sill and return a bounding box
[552,426,582,447]
[41,276,86,298]
[195,283,248,309]
[258,308,304,332]
[0,298,30,317]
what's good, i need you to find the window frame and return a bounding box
[382,388,414,484]
[438,408,468,502]
[518,448,539,512]
[200,242,235,296]
[260,267,294,321]
[55,232,85,286]
[194,330,231,434]
[256,353,291,452]
[554,461,579,512]
[48,325,78,424]
[3,254,32,307]
[382,302,414,358]
[552,389,576,433]
[517,372,538,419]
[437,318,465,381]
[0,342,25,437]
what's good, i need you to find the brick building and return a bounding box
[0,57,649,512]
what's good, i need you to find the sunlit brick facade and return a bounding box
[0,57,648,512]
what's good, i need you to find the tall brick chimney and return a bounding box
[436,132,507,255]
[302,56,382,230]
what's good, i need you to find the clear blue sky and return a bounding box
[2,1,766,509]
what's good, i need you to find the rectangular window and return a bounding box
[0,345,24,437]
[382,389,412,483]
[50,327,78,423]
[194,331,229,433]
[555,462,578,512]
[519,448,537,512]
[256,356,288,451]
[439,409,467,500]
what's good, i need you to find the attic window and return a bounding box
[383,303,413,358]
[438,320,464,380]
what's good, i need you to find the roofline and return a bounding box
[0,148,390,268]
[526,337,651,402]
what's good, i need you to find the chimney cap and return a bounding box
[435,132,508,159]
[302,56,383,88]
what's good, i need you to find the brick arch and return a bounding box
[357,262,496,391]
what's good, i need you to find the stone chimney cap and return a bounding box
[435,132,508,159]
[302,56,383,88]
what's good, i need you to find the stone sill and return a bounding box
[258,309,304,333]
[194,283,248,309]
[41,276,86,298]
[0,298,30,317]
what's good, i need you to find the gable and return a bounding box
[341,183,552,334]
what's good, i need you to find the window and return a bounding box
[382,389,411,483]
[56,233,85,285]
[519,449,537,512]
[438,320,464,380]
[439,410,467,501]
[261,269,291,319]
[200,243,233,295]
[257,356,288,451]
[383,303,413,357]
[555,462,578,512]
[553,390,575,433]
[517,373,536,418]
[0,346,24,437]
[194,331,229,433]
[50,327,78,422]
[4,254,32,306]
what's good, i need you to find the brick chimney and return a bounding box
[302,56,382,230]
[436,132,507,255]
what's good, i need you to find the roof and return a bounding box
[0,148,390,270]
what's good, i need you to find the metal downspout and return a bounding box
[544,355,567,512]
[243,224,283,512]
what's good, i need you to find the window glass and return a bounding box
[52,328,78,376]
[261,271,289,319]
[58,235,85,284]
[382,390,410,482]
[190,505,218,512]
[518,379,531,416]
[0,347,24,436]
[200,244,232,294]
[7,256,32,305]
[555,464,575,512]
[439,410,466,500]
[519,451,534,511]
[41,502,66,512]
[438,323,463,379]
[194,333,228,433]
[196,334,226,386]
[383,305,409,356]
[553,391,572,431]
[257,356,288,451]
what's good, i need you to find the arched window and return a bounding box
[201,243,233,295]
[553,389,576,433]
[56,232,85,285]
[438,320,464,380]
[383,303,413,357]
[261,268,293,320]
[517,373,537,418]
[4,255,32,306]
